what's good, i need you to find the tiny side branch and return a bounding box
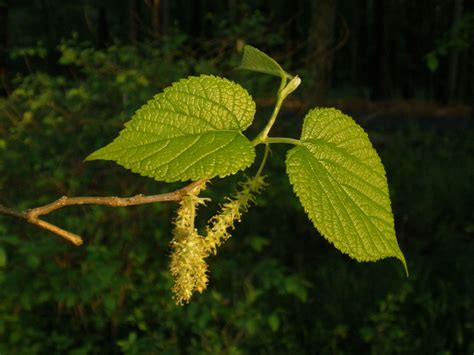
[0,179,207,246]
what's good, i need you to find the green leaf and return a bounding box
[86,75,256,182]
[237,45,292,79]
[286,108,407,271]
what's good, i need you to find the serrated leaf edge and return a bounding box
[86,75,257,182]
[286,108,408,274]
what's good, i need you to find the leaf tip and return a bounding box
[84,151,100,162]
[397,252,409,277]
[84,147,106,162]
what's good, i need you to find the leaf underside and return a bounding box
[286,108,407,271]
[86,75,256,182]
[237,45,292,79]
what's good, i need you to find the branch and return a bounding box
[0,179,207,246]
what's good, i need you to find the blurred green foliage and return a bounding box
[425,13,474,72]
[1,38,473,354]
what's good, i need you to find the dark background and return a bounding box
[0,0,473,353]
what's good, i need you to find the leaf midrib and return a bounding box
[121,129,245,149]
[166,89,251,130]
[302,138,386,182]
[300,147,396,256]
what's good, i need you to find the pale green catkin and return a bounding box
[205,176,266,255]
[169,183,209,305]
[170,177,266,305]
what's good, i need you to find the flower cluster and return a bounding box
[205,175,267,255]
[169,176,266,305]
[169,183,209,305]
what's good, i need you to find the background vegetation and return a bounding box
[0,0,473,353]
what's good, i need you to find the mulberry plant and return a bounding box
[1,46,407,305]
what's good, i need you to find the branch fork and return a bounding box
[0,180,207,246]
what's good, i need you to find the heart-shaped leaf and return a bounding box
[286,108,407,271]
[87,75,256,182]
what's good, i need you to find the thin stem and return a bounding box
[252,94,285,146]
[277,75,288,96]
[0,179,207,246]
[252,75,301,147]
[0,205,24,219]
[265,137,301,146]
[31,219,83,246]
[255,144,271,178]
